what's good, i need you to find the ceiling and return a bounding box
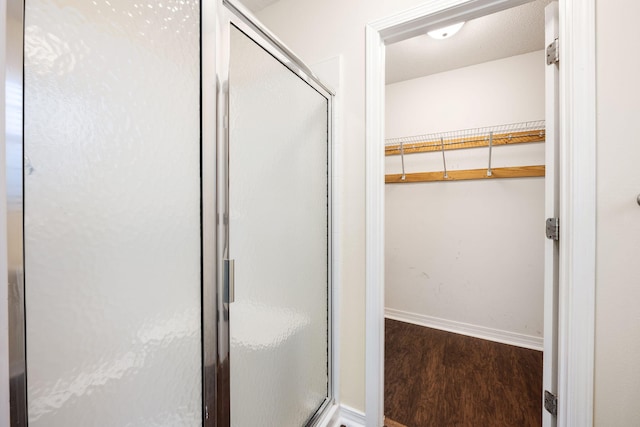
[239,0,551,85]
[386,0,552,84]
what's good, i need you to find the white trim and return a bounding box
[335,404,366,427]
[543,3,560,426]
[332,57,343,408]
[311,53,344,413]
[558,1,597,425]
[365,1,597,426]
[373,0,532,44]
[385,308,544,351]
[364,21,386,427]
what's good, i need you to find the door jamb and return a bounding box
[364,1,596,426]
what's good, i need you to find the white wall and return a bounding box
[386,51,545,137]
[384,51,545,346]
[594,0,640,424]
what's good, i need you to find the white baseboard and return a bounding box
[334,404,366,427]
[385,308,543,351]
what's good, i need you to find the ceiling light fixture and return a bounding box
[427,22,465,40]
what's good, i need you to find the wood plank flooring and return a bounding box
[384,417,409,427]
[385,319,543,427]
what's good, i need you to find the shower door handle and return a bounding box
[224,259,235,304]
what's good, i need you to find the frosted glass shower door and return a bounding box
[22,0,202,425]
[227,25,330,426]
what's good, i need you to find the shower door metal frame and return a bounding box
[209,0,336,425]
[5,0,26,424]
[9,0,212,425]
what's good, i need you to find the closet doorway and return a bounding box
[381,0,557,425]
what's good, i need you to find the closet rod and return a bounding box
[385,165,545,184]
[385,121,545,156]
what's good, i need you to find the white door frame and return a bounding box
[364,1,596,426]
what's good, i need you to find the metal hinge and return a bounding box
[544,390,558,417]
[224,259,235,303]
[546,38,559,65]
[546,217,560,240]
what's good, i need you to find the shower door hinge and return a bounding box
[547,38,559,65]
[546,217,560,241]
[544,390,558,417]
[224,259,235,304]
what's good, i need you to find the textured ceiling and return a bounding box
[385,0,552,84]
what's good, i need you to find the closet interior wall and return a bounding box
[385,50,546,348]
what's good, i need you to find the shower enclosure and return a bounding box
[6,0,334,425]
[211,1,334,426]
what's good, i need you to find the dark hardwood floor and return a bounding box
[385,318,543,427]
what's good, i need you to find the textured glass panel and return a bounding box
[23,1,201,425]
[229,26,329,427]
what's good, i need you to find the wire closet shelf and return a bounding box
[385,120,545,155]
[385,120,546,183]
